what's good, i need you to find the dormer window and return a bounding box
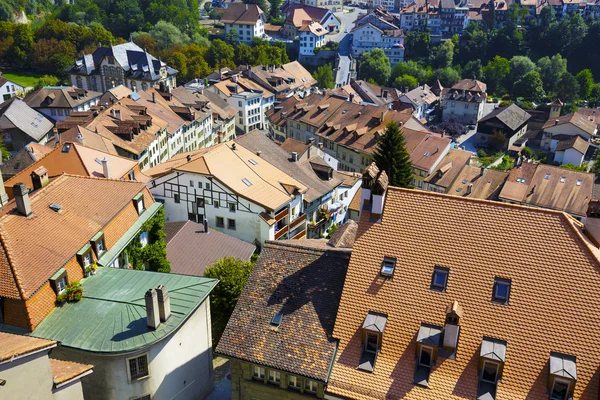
[414,323,442,387]
[549,352,577,400]
[492,277,511,304]
[478,337,507,400]
[76,244,93,270]
[91,232,106,256]
[133,193,145,215]
[358,311,387,372]
[380,256,396,278]
[49,268,68,294]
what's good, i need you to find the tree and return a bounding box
[225,27,239,43]
[536,54,567,94]
[575,69,594,100]
[204,2,211,13]
[146,20,190,52]
[371,121,413,188]
[206,39,235,69]
[404,30,430,61]
[392,74,418,91]
[269,0,282,21]
[389,60,431,86]
[429,117,468,140]
[463,60,484,81]
[358,49,391,86]
[514,71,545,102]
[592,148,600,174]
[489,129,507,150]
[205,256,255,345]
[430,40,454,69]
[243,0,267,14]
[235,43,253,65]
[483,56,510,95]
[556,72,580,103]
[209,8,223,22]
[507,56,536,93]
[35,75,59,89]
[432,67,460,87]
[312,64,335,89]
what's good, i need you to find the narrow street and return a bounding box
[331,7,364,87]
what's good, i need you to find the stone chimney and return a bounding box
[291,152,298,161]
[187,154,192,162]
[443,301,462,352]
[100,157,110,178]
[156,285,171,322]
[53,128,60,145]
[145,288,160,330]
[14,183,32,217]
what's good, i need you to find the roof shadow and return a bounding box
[111,317,147,342]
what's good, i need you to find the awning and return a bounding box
[480,336,507,362]
[417,323,442,346]
[362,311,387,333]
[98,202,162,267]
[550,352,577,380]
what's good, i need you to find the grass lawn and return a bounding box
[1,71,43,88]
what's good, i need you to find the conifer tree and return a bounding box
[372,121,414,188]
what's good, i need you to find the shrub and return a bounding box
[521,146,533,158]
[65,281,83,302]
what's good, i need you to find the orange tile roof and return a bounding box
[329,187,600,399]
[49,358,93,384]
[542,112,597,136]
[4,143,137,198]
[0,175,146,300]
[0,331,56,362]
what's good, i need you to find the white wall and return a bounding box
[0,351,55,400]
[53,380,86,400]
[51,300,214,400]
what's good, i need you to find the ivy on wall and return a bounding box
[125,207,171,273]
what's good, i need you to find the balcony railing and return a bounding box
[291,229,306,240]
[289,213,306,230]
[274,225,288,240]
[275,207,288,221]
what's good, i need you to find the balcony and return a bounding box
[291,229,306,239]
[289,213,306,230]
[274,225,288,240]
[275,207,288,221]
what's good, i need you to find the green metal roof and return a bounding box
[98,202,162,267]
[30,267,218,353]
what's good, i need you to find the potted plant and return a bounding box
[90,263,98,275]
[84,266,92,277]
[65,281,83,302]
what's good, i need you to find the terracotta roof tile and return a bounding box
[329,187,600,399]
[49,358,93,384]
[0,331,55,361]
[216,240,350,381]
[542,112,597,136]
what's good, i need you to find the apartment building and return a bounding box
[222,4,266,43]
[441,79,487,124]
[145,141,308,246]
[67,42,177,93]
[208,75,275,133]
[398,84,439,120]
[285,0,343,12]
[298,21,328,56]
[283,3,341,36]
[24,86,102,122]
[351,15,405,65]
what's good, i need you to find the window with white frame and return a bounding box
[288,375,301,390]
[128,354,149,381]
[56,276,67,293]
[268,369,280,384]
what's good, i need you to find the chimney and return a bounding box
[53,128,59,145]
[554,119,559,125]
[187,154,192,162]
[14,183,32,217]
[156,285,171,322]
[232,75,238,83]
[30,167,49,190]
[291,151,298,161]
[232,143,237,150]
[145,289,160,329]
[203,218,209,233]
[382,90,388,98]
[318,142,324,149]
[443,301,462,352]
[246,3,248,9]
[152,92,156,103]
[256,150,262,157]
[96,157,109,178]
[308,138,315,146]
[466,183,472,195]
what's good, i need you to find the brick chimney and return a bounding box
[145,288,160,330]
[14,183,32,217]
[156,285,171,322]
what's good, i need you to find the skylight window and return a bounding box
[248,159,258,165]
[270,312,283,328]
[242,178,252,186]
[49,203,62,213]
[577,179,582,186]
[424,151,430,156]
[430,267,449,291]
[516,178,526,183]
[560,177,566,183]
[492,278,511,304]
[380,257,396,278]
[545,173,551,180]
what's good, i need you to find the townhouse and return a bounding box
[66,42,177,93]
[441,79,487,124]
[0,332,92,399]
[242,61,317,99]
[324,185,600,399]
[398,84,439,120]
[222,4,266,43]
[283,3,341,36]
[540,111,597,153]
[266,93,449,190]
[0,73,25,101]
[298,21,328,56]
[285,0,343,12]
[351,14,405,66]
[399,0,468,36]
[234,130,362,238]
[208,74,275,133]
[0,98,54,151]
[349,79,401,109]
[145,141,308,246]
[0,174,218,400]
[24,86,102,122]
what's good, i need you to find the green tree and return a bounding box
[575,69,594,99]
[206,39,235,69]
[269,0,282,21]
[433,67,460,87]
[483,56,510,95]
[392,74,418,91]
[163,51,188,79]
[430,40,454,69]
[514,71,545,101]
[124,207,170,273]
[35,75,59,89]
[536,54,567,94]
[372,121,413,188]
[463,60,484,80]
[243,0,267,14]
[592,148,600,174]
[235,43,253,65]
[146,20,190,52]
[209,8,223,22]
[358,48,391,86]
[205,256,255,345]
[507,56,536,94]
[404,30,430,61]
[225,27,239,43]
[312,64,335,89]
[556,72,580,103]
[390,60,431,86]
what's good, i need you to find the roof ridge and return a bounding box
[264,240,351,255]
[386,186,573,218]
[168,220,192,245]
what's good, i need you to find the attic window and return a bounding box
[430,266,449,292]
[49,203,62,213]
[249,159,258,165]
[545,173,551,180]
[424,151,429,156]
[560,177,566,183]
[492,277,511,304]
[62,143,72,153]
[242,178,252,186]
[380,257,396,278]
[270,312,283,328]
[516,178,526,183]
[133,193,145,215]
[577,179,582,186]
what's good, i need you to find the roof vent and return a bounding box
[49,203,63,213]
